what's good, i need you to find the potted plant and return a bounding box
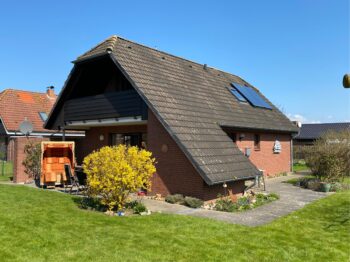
[319,179,331,192]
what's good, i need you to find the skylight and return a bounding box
[231,83,272,109]
[39,112,48,122]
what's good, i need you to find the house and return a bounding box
[293,122,350,159]
[294,122,350,145]
[0,87,84,183]
[45,36,298,200]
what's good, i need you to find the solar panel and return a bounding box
[231,83,272,109]
[229,88,247,102]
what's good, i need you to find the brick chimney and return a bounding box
[46,86,55,98]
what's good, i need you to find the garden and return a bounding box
[0,184,349,261]
[288,130,350,192]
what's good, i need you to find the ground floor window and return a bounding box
[110,133,147,148]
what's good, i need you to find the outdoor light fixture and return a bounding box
[99,134,104,141]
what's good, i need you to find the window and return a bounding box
[110,133,146,148]
[254,134,260,150]
[229,88,247,103]
[38,112,48,121]
[231,83,272,109]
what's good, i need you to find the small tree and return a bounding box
[22,141,41,181]
[303,130,350,182]
[83,145,156,211]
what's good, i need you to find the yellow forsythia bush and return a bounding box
[83,145,156,211]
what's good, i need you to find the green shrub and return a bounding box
[184,197,203,208]
[80,197,108,212]
[214,198,238,212]
[132,202,147,214]
[267,193,279,200]
[125,200,139,209]
[22,141,41,181]
[330,182,350,192]
[303,130,350,183]
[165,194,185,204]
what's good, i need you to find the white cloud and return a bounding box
[287,113,321,124]
[287,113,307,123]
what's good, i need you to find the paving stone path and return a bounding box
[142,174,330,226]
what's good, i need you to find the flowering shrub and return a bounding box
[83,145,156,211]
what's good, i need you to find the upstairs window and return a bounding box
[38,112,48,122]
[254,134,261,150]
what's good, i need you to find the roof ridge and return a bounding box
[116,36,246,80]
[77,35,118,59]
[78,35,250,85]
[0,88,52,96]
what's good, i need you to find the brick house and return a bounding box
[0,87,84,183]
[45,36,298,200]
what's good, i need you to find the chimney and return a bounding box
[47,86,55,98]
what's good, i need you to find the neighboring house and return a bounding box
[45,36,298,200]
[293,122,350,159]
[294,122,350,145]
[0,87,84,182]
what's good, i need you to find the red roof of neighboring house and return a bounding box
[0,88,57,133]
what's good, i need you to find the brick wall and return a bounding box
[234,132,292,176]
[12,136,48,183]
[147,110,245,201]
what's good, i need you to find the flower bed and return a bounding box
[78,197,151,216]
[286,176,350,192]
[211,192,279,212]
[164,192,279,212]
[165,194,203,208]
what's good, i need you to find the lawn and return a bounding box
[0,185,349,262]
[293,162,309,172]
[0,161,13,181]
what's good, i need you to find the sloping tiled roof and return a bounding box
[0,89,57,133]
[295,123,350,140]
[49,36,298,185]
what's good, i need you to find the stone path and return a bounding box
[142,174,330,226]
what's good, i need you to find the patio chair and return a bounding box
[64,164,81,194]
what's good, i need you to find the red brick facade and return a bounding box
[233,132,292,176]
[72,110,292,200]
[147,111,245,200]
[12,136,49,183]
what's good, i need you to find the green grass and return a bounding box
[293,162,309,172]
[0,185,349,262]
[0,161,13,181]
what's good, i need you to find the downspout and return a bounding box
[244,170,264,192]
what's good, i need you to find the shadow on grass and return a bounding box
[71,196,108,212]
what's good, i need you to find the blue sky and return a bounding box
[0,0,349,123]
